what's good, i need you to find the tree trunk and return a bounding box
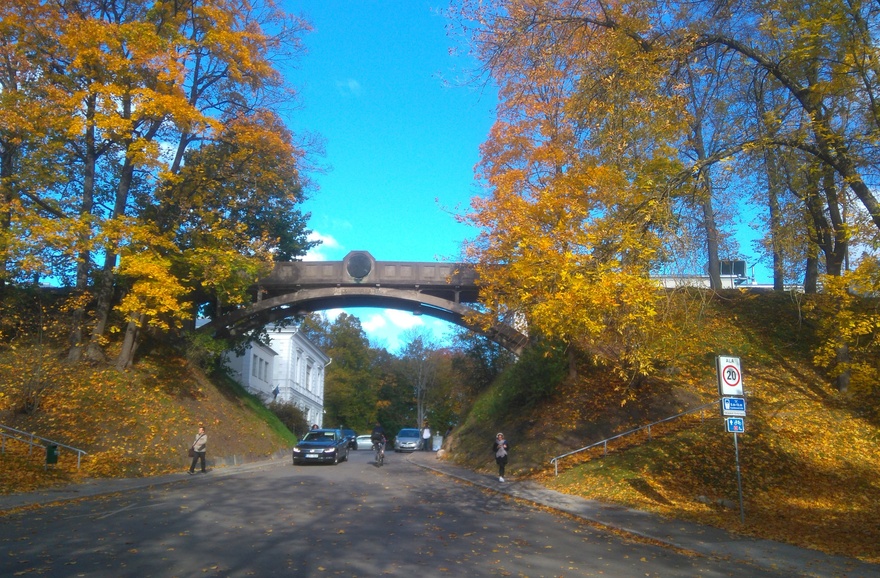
[801,164,846,279]
[690,124,722,290]
[761,146,786,291]
[804,254,819,293]
[116,314,143,371]
[85,151,135,362]
[68,94,98,362]
[835,342,851,393]
[0,141,15,290]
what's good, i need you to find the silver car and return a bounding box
[394,428,422,452]
[355,435,374,451]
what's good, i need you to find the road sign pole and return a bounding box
[733,432,745,524]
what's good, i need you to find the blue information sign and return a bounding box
[726,417,745,433]
[722,397,746,417]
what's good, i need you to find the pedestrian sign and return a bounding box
[717,356,744,397]
[726,417,745,433]
[721,397,746,417]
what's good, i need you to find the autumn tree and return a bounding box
[0,0,315,369]
[426,329,515,433]
[454,0,880,390]
[319,313,380,433]
[397,328,443,429]
[456,0,688,379]
[0,0,74,290]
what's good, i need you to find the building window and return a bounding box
[252,354,258,377]
[306,364,313,392]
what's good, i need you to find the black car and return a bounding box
[340,428,358,450]
[292,429,350,465]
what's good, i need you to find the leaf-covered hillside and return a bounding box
[0,344,297,494]
[448,289,880,563]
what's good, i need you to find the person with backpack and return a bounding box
[370,422,386,447]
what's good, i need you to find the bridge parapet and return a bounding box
[204,251,528,355]
[260,251,479,304]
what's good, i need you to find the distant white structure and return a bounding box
[224,324,330,427]
[654,275,741,289]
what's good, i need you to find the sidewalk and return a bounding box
[406,451,880,578]
[2,452,878,577]
[0,458,285,512]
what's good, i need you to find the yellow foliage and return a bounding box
[807,260,880,394]
[0,344,293,490]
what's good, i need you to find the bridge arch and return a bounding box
[202,252,529,354]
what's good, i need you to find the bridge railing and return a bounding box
[0,424,88,470]
[549,399,720,476]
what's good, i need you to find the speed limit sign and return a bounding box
[717,356,744,396]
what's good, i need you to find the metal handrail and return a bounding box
[550,399,721,476]
[0,424,88,470]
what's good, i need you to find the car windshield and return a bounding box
[303,432,335,442]
[398,429,419,437]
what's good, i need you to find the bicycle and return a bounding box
[373,440,385,466]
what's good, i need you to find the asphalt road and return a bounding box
[0,449,805,577]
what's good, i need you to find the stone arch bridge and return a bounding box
[203,251,529,354]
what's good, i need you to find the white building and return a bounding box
[225,324,330,427]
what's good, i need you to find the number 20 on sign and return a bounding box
[716,356,744,397]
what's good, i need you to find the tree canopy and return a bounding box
[0,0,316,369]
[453,0,880,388]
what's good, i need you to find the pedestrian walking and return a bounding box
[493,432,509,482]
[188,426,208,474]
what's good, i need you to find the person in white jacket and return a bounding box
[421,425,432,451]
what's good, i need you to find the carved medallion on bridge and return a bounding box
[344,251,374,282]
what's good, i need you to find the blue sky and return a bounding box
[282,1,494,351]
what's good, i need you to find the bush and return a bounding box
[184,332,230,372]
[267,401,309,438]
[495,340,568,413]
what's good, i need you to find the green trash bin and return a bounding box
[46,444,59,466]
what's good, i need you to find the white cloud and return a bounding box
[360,310,427,353]
[336,78,362,97]
[323,308,345,320]
[305,308,455,353]
[385,309,424,331]
[304,231,343,261]
[360,312,388,333]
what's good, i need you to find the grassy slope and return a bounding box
[447,290,880,563]
[0,345,297,493]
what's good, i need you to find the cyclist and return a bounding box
[370,422,385,445]
[370,422,386,463]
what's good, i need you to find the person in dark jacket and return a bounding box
[370,422,386,447]
[493,432,509,482]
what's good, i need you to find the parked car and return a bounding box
[340,428,358,449]
[394,428,422,452]
[355,435,374,451]
[292,429,350,465]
